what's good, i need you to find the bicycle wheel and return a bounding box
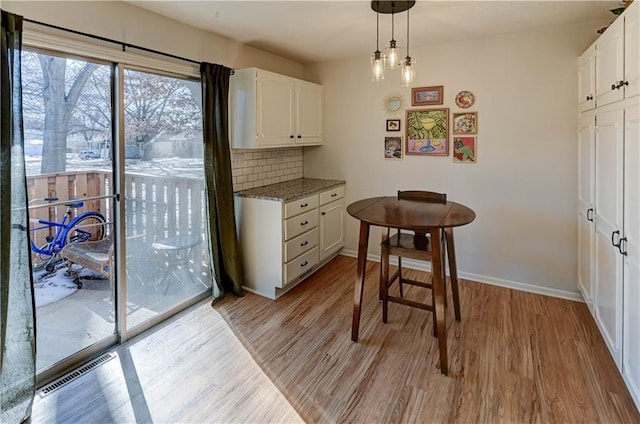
[65,213,106,245]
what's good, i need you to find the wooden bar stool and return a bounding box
[379,191,461,336]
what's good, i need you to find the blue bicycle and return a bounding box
[30,197,106,272]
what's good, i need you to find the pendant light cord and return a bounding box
[376,2,380,51]
[406,5,410,56]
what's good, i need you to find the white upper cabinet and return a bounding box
[230,68,323,149]
[624,2,640,99]
[578,45,596,112]
[591,2,639,108]
[256,72,295,147]
[295,80,323,145]
[596,16,625,107]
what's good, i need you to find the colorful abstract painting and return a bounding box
[452,112,477,134]
[453,136,476,163]
[406,108,449,156]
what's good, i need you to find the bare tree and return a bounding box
[38,56,97,173]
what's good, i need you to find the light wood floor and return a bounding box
[32,255,639,423]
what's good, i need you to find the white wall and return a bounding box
[2,0,304,78]
[303,20,608,298]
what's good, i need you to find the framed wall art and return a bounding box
[452,112,477,134]
[386,119,401,131]
[384,136,403,160]
[453,136,476,163]
[411,86,443,106]
[406,108,449,156]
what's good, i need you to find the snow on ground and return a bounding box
[25,155,205,179]
[33,264,104,308]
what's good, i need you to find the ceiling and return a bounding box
[127,1,620,63]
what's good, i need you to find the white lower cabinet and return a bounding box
[234,184,345,299]
[319,186,345,261]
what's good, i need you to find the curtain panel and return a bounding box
[200,63,244,300]
[1,9,36,423]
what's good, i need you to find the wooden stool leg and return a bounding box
[381,244,389,323]
[397,256,404,298]
[445,227,461,321]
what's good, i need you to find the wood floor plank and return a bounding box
[32,255,639,423]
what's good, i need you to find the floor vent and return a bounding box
[39,352,117,397]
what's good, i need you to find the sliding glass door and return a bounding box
[122,67,211,331]
[23,49,211,381]
[22,50,117,373]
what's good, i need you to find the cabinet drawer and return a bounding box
[285,246,319,285]
[285,227,318,262]
[284,194,319,219]
[284,209,318,241]
[320,186,344,205]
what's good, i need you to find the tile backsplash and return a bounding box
[231,148,303,192]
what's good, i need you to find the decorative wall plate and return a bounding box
[455,91,475,108]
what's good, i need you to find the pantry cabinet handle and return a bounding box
[611,230,621,248]
[618,237,628,256]
[587,208,594,222]
[300,261,309,267]
[321,211,326,215]
[611,83,617,90]
[300,241,309,247]
[301,220,309,226]
[290,135,294,138]
[300,203,308,208]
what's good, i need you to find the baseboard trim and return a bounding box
[338,249,584,303]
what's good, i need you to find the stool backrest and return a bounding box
[397,190,447,204]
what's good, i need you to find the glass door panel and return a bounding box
[122,68,211,330]
[22,50,116,372]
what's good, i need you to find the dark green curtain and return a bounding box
[1,10,36,423]
[200,63,244,300]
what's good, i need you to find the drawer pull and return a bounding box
[300,261,309,267]
[300,203,308,208]
[301,241,309,247]
[331,193,338,197]
[301,220,309,226]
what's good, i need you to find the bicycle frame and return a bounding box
[29,202,104,258]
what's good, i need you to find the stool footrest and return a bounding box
[398,277,432,290]
[387,295,433,311]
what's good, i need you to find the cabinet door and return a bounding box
[596,18,625,107]
[295,81,323,145]
[319,199,344,261]
[594,108,625,368]
[256,71,295,147]
[578,114,596,307]
[624,3,640,99]
[623,102,640,405]
[578,45,596,112]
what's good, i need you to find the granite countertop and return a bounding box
[234,178,345,202]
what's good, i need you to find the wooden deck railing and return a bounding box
[27,170,209,273]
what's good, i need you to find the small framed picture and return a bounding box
[453,136,476,163]
[386,119,401,131]
[452,112,478,134]
[384,136,403,160]
[411,86,444,106]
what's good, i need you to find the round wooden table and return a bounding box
[347,196,476,375]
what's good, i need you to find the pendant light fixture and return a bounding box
[385,9,400,69]
[400,4,415,86]
[371,1,416,84]
[371,2,385,81]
